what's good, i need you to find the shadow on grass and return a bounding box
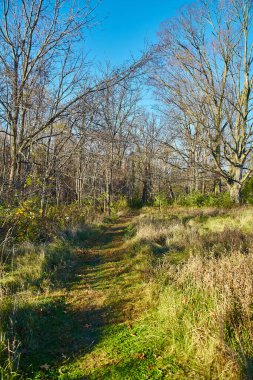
[5,217,135,379]
[244,357,253,380]
[15,298,111,377]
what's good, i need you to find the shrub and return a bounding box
[0,201,97,244]
[128,198,143,209]
[153,195,172,208]
[112,197,129,213]
[175,191,233,208]
[242,176,253,204]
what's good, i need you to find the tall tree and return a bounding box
[151,0,253,203]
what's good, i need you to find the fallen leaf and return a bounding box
[136,353,146,360]
[40,364,50,370]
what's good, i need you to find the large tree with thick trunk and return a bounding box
[151,0,253,203]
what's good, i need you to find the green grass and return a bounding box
[1,207,253,379]
[56,286,223,380]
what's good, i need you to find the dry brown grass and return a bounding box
[131,207,253,379]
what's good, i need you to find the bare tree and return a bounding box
[151,0,253,203]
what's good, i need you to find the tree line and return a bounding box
[0,0,252,212]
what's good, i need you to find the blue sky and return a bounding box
[86,0,191,66]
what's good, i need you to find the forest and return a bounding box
[1,0,253,379]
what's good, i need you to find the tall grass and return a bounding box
[0,198,123,378]
[1,205,253,379]
[129,207,253,379]
[0,233,80,378]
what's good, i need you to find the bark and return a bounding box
[214,178,222,195]
[40,178,48,217]
[9,141,17,186]
[228,167,243,204]
[168,183,175,200]
[229,182,242,204]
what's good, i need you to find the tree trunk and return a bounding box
[105,170,111,215]
[214,177,222,195]
[168,183,175,200]
[40,178,48,218]
[229,181,242,204]
[228,166,243,204]
[9,138,17,186]
[142,180,148,204]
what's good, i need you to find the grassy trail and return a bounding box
[16,207,253,379]
[26,213,147,379]
[65,214,139,355]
